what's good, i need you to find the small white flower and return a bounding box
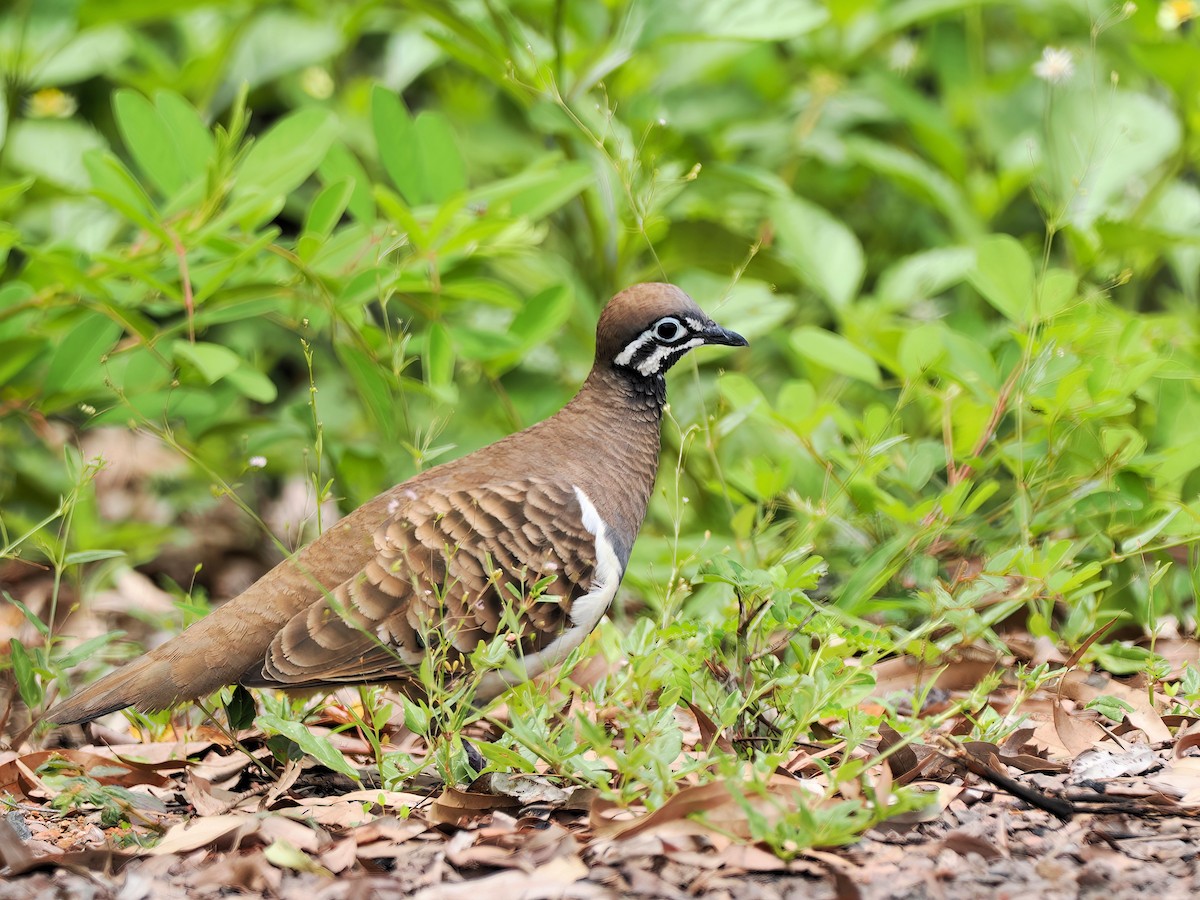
[1033,47,1075,84]
[888,38,918,73]
[387,497,401,515]
[1123,1,1138,16]
[300,66,334,99]
[1156,0,1196,28]
[248,455,267,469]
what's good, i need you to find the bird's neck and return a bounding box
[550,365,666,564]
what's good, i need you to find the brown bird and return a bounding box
[47,283,747,725]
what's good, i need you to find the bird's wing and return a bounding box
[246,479,604,693]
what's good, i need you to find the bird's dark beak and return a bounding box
[702,321,748,348]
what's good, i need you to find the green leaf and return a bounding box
[298,177,354,261]
[790,327,881,386]
[1038,268,1076,320]
[54,631,125,670]
[63,549,126,565]
[257,714,360,781]
[424,323,455,393]
[771,197,864,312]
[32,26,133,87]
[154,91,213,184]
[113,89,185,196]
[319,142,375,222]
[1045,90,1180,229]
[372,86,423,205]
[875,247,975,308]
[507,285,572,348]
[225,367,278,403]
[645,0,827,41]
[7,119,107,190]
[173,341,241,384]
[45,316,122,395]
[967,235,1035,324]
[415,111,467,203]
[9,639,43,709]
[303,177,354,240]
[235,108,339,200]
[84,150,164,237]
[471,160,594,221]
[225,685,257,731]
[336,344,399,441]
[897,323,948,377]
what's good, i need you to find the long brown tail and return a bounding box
[44,594,294,724]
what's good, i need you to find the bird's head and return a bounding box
[595,283,747,379]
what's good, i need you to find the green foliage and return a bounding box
[2,0,1199,853]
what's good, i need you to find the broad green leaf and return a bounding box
[336,344,399,441]
[84,150,164,237]
[471,160,594,221]
[46,317,122,395]
[9,639,42,709]
[32,26,133,87]
[1045,90,1180,229]
[876,247,975,308]
[318,142,375,222]
[771,197,864,312]
[897,323,948,377]
[225,685,257,731]
[6,119,106,190]
[507,285,572,348]
[303,177,354,240]
[790,327,881,386]
[235,108,339,200]
[257,714,360,781]
[154,91,213,183]
[225,367,278,403]
[372,86,423,205]
[717,372,768,413]
[415,111,467,203]
[645,0,827,41]
[173,340,241,383]
[424,322,455,392]
[298,177,355,261]
[1038,268,1077,319]
[216,10,342,109]
[967,234,1034,324]
[113,89,184,196]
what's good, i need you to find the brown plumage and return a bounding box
[47,283,747,725]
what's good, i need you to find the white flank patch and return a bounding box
[475,485,623,700]
[636,337,703,376]
[613,328,656,367]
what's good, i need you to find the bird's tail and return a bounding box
[44,577,304,725]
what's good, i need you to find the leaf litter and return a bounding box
[5,639,1200,899]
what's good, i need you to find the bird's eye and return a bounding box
[654,318,682,341]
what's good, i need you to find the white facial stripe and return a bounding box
[684,317,704,331]
[636,337,703,376]
[614,329,657,367]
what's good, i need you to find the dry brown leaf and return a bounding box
[0,749,174,803]
[183,773,243,817]
[472,772,569,806]
[1059,670,1171,744]
[148,814,252,856]
[940,830,1004,861]
[593,775,820,842]
[1050,696,1108,757]
[428,787,522,827]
